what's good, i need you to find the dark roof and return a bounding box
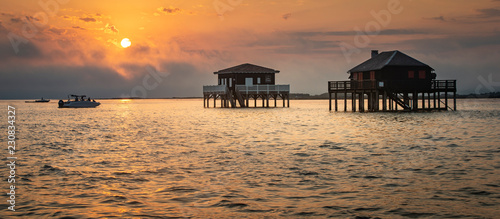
[348,50,434,73]
[214,63,280,74]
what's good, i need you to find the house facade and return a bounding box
[348,50,437,91]
[214,63,278,89]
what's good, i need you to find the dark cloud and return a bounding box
[282,13,292,20]
[427,16,446,22]
[104,24,118,34]
[79,17,97,22]
[49,27,66,35]
[157,7,181,15]
[477,8,500,18]
[0,28,42,60]
[25,15,40,22]
[0,65,132,99]
[400,32,500,51]
[10,17,21,23]
[91,50,105,60]
[127,44,151,54]
[72,26,85,30]
[0,60,214,99]
[156,62,212,97]
[290,29,428,37]
[243,32,340,55]
[428,7,500,23]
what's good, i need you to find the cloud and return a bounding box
[476,8,500,18]
[0,65,132,99]
[427,16,446,22]
[49,27,66,35]
[0,29,42,60]
[104,23,118,34]
[72,26,85,30]
[428,7,500,23]
[282,13,292,20]
[0,61,211,99]
[79,17,97,22]
[290,29,428,37]
[157,6,181,15]
[10,17,21,23]
[127,44,151,54]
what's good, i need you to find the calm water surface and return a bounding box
[0,99,499,218]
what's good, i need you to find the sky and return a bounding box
[1,0,500,99]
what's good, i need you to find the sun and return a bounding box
[121,38,131,48]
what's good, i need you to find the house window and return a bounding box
[257,77,261,84]
[352,73,357,80]
[408,71,414,79]
[419,71,426,79]
[265,75,272,83]
[370,71,375,80]
[358,72,363,81]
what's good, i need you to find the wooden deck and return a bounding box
[328,80,457,112]
[203,85,290,108]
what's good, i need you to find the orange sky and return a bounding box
[1,0,500,98]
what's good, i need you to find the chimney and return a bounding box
[371,50,379,58]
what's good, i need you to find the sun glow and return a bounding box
[121,38,131,48]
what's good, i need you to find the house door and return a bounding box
[245,78,253,86]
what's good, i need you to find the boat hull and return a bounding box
[58,101,100,108]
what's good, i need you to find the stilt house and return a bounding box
[328,50,457,112]
[203,63,290,108]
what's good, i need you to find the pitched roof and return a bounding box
[214,63,280,74]
[348,50,434,73]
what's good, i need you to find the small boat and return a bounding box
[35,97,50,102]
[58,95,100,108]
[25,97,50,103]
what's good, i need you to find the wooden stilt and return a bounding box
[353,92,357,112]
[422,92,425,109]
[444,92,448,110]
[383,91,387,111]
[427,93,431,109]
[453,91,457,111]
[434,92,437,109]
[335,92,338,111]
[413,92,418,111]
[344,91,347,112]
[329,93,332,111]
[360,92,364,112]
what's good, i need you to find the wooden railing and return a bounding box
[328,80,379,91]
[329,80,456,92]
[203,85,227,94]
[236,85,290,94]
[432,80,456,90]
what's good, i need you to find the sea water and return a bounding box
[0,99,498,218]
